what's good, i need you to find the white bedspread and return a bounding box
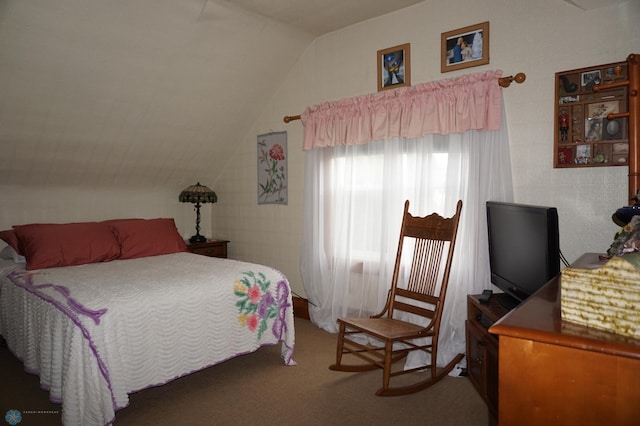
[0,253,296,425]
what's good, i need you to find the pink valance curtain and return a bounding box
[301,70,503,150]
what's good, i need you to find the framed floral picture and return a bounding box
[441,21,489,73]
[257,131,288,205]
[588,100,619,119]
[377,43,411,92]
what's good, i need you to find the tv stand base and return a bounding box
[466,293,510,420]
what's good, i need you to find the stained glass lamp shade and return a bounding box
[179,182,217,243]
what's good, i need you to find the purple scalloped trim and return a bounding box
[6,270,117,417]
[3,264,296,425]
[273,270,296,365]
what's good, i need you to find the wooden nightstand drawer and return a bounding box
[187,240,229,259]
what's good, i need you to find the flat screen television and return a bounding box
[486,201,561,309]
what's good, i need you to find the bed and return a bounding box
[0,219,296,426]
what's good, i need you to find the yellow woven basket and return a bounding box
[561,253,640,338]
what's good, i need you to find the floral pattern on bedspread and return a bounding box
[234,271,291,340]
[0,253,296,426]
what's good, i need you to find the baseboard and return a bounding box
[292,296,310,320]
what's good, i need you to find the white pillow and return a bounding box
[0,245,26,263]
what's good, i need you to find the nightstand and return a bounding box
[187,239,229,259]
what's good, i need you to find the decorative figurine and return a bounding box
[614,65,622,77]
[560,75,578,93]
[559,109,569,142]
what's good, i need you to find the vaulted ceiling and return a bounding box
[0,0,424,189]
[2,0,616,190]
[204,0,426,36]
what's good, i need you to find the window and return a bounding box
[323,140,449,267]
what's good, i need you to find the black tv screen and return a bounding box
[486,201,561,309]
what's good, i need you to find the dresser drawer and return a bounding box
[188,240,228,258]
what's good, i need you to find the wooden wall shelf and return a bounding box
[554,60,629,168]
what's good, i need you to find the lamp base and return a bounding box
[189,235,207,244]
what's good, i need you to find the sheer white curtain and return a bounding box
[300,105,513,367]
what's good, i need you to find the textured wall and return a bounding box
[0,0,312,237]
[1,1,638,300]
[215,0,639,297]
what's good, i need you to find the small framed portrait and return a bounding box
[581,70,601,88]
[604,117,626,141]
[584,118,603,141]
[441,21,489,73]
[377,43,411,92]
[575,144,591,164]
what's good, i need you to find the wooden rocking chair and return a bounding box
[329,200,463,396]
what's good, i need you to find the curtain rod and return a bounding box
[283,72,526,123]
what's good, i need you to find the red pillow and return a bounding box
[107,218,187,260]
[13,222,121,270]
[0,229,23,255]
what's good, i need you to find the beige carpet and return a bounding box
[0,318,489,425]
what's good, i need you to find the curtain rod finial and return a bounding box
[499,72,526,88]
[284,115,301,123]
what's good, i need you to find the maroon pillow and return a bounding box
[13,222,121,270]
[0,229,23,255]
[107,218,187,260]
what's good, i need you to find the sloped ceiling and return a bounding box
[0,0,424,189]
[220,0,426,35]
[561,0,627,10]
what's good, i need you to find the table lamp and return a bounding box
[179,182,217,243]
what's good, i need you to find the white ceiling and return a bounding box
[561,0,627,10]
[0,0,425,189]
[212,0,426,36]
[0,0,613,190]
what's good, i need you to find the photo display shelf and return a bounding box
[554,60,629,168]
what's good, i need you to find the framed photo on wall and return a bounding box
[576,144,591,164]
[581,70,601,88]
[377,43,411,92]
[604,117,625,140]
[441,21,489,73]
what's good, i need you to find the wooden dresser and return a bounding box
[490,253,640,426]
